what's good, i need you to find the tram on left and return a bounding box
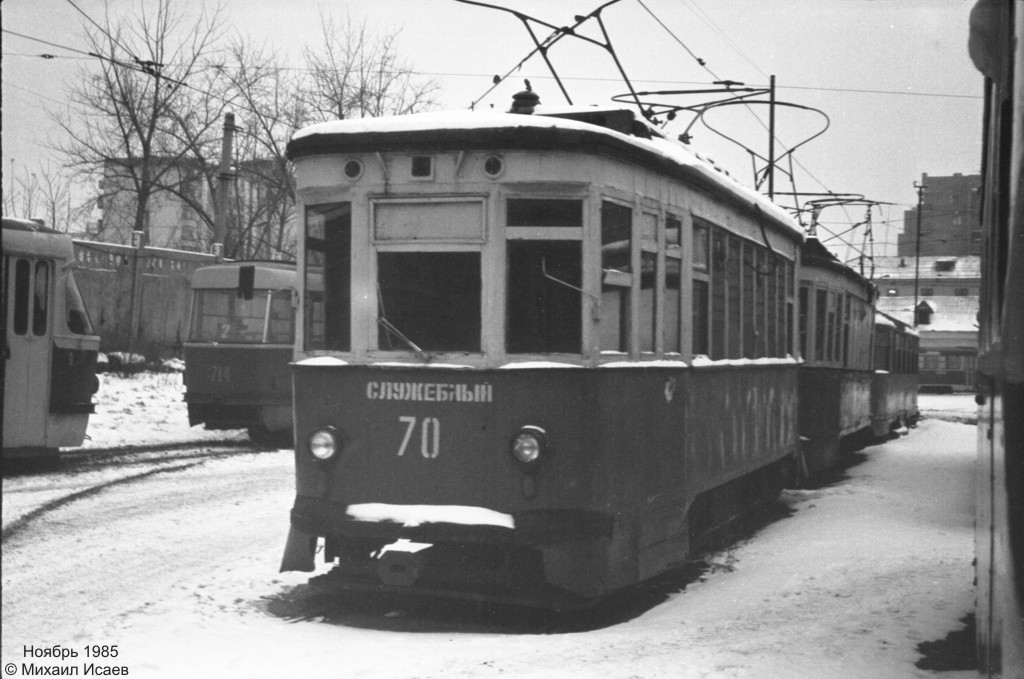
[2,217,100,457]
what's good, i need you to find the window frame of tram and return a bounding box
[371,199,484,354]
[304,202,351,351]
[596,200,688,357]
[600,200,633,353]
[505,198,583,355]
[692,219,794,360]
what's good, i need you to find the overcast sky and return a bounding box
[2,0,983,259]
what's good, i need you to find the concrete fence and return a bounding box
[72,240,219,359]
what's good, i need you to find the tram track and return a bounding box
[1,439,286,543]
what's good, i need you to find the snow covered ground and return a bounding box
[82,369,247,449]
[1,375,978,678]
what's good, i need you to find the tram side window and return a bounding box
[13,259,31,336]
[727,237,741,358]
[775,261,787,357]
[665,216,682,353]
[710,231,726,359]
[506,241,581,354]
[33,261,49,336]
[66,271,95,335]
[744,246,758,358]
[798,285,809,360]
[765,256,778,357]
[305,203,350,351]
[692,224,710,355]
[639,213,658,353]
[266,290,295,344]
[785,260,795,357]
[378,252,480,352]
[814,289,827,361]
[600,201,632,353]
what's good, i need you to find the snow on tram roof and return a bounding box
[290,108,804,238]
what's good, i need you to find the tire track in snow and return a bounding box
[1,461,204,543]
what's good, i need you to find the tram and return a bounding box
[2,217,100,457]
[795,236,919,473]
[279,94,806,606]
[969,0,1024,673]
[796,236,878,472]
[869,310,918,439]
[183,261,297,447]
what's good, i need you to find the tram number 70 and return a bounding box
[397,416,441,459]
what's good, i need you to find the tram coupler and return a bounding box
[374,539,432,587]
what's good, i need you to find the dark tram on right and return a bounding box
[969,0,1024,674]
[277,92,920,608]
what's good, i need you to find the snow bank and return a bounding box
[346,503,515,529]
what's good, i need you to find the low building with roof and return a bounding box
[870,255,981,298]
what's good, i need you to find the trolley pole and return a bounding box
[912,180,926,327]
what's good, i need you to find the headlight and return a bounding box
[308,427,338,461]
[511,426,546,465]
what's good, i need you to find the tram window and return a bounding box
[506,240,581,354]
[825,292,837,362]
[727,237,741,358]
[710,232,726,359]
[640,213,657,353]
[785,261,795,357]
[411,156,432,178]
[507,199,583,226]
[33,261,49,336]
[765,258,778,357]
[815,289,827,361]
[743,245,757,358]
[692,279,709,355]
[378,252,480,352]
[665,216,682,353]
[693,224,709,271]
[306,203,350,351]
[798,285,809,361]
[13,259,30,336]
[842,294,852,367]
[874,327,891,371]
[66,271,95,335]
[189,290,270,343]
[600,201,632,353]
[266,290,295,344]
[777,263,787,357]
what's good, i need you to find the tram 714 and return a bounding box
[183,261,297,446]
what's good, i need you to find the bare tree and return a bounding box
[211,38,307,259]
[46,2,437,256]
[50,0,227,246]
[1,161,87,232]
[304,11,439,121]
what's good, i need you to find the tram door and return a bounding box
[2,254,53,448]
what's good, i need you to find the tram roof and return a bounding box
[192,260,297,291]
[2,217,75,260]
[289,108,805,240]
[800,236,875,294]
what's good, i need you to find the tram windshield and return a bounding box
[66,271,95,335]
[188,288,293,344]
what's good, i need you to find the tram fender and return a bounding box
[280,526,317,572]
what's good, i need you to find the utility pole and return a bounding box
[912,180,926,327]
[768,75,776,201]
[213,112,236,256]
